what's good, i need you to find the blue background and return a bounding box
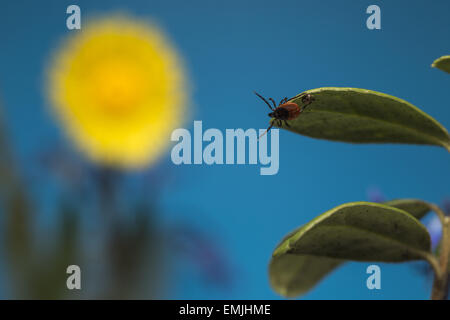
[0,0,449,299]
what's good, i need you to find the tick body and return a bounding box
[255,91,314,138]
[269,102,301,121]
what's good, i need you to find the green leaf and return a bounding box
[269,252,343,298]
[273,201,431,261]
[274,87,450,152]
[269,202,432,298]
[432,55,450,74]
[270,201,441,298]
[383,199,432,220]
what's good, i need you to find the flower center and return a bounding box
[90,59,146,115]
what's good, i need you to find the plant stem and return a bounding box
[430,204,449,300]
[429,203,446,226]
[97,167,118,219]
[423,253,442,280]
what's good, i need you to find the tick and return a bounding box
[255,91,314,138]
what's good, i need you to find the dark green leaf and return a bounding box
[273,201,431,261]
[274,88,450,151]
[432,55,450,74]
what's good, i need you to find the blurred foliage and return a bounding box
[0,102,155,298]
[0,104,81,298]
[0,102,231,298]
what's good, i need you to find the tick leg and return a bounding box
[269,98,277,109]
[278,119,283,127]
[258,122,274,140]
[280,97,288,104]
[284,120,291,127]
[254,91,274,110]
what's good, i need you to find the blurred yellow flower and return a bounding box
[47,15,187,169]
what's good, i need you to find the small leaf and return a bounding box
[274,88,450,151]
[269,253,343,298]
[270,202,432,297]
[383,199,432,220]
[432,55,450,74]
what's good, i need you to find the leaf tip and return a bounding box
[432,55,450,74]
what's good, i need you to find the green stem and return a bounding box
[429,204,449,300]
[423,252,442,280]
[97,167,118,220]
[429,203,446,226]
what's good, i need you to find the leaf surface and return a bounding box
[273,88,450,151]
[269,202,432,297]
